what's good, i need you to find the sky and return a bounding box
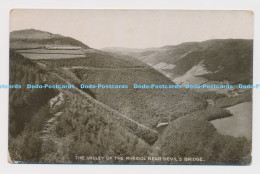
[10,9,254,49]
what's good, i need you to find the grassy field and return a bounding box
[17,48,84,55]
[20,53,85,59]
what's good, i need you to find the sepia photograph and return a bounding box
[8,9,253,165]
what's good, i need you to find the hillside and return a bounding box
[8,51,153,163]
[103,39,253,84]
[36,53,208,128]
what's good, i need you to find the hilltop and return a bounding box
[11,29,63,39]
[10,29,90,49]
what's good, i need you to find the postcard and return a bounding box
[8,9,253,165]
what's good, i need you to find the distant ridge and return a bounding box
[10,29,63,39]
[103,39,253,84]
[10,29,90,49]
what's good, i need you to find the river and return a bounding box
[210,101,252,140]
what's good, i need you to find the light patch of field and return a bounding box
[172,63,209,85]
[20,53,85,59]
[173,76,208,85]
[183,62,209,76]
[147,61,176,80]
[152,62,168,69]
[161,64,176,70]
[17,49,84,55]
[139,56,149,60]
[45,46,81,50]
[165,73,173,78]
[36,62,47,67]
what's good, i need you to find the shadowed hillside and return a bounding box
[8,51,154,163]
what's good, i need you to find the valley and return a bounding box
[8,29,253,165]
